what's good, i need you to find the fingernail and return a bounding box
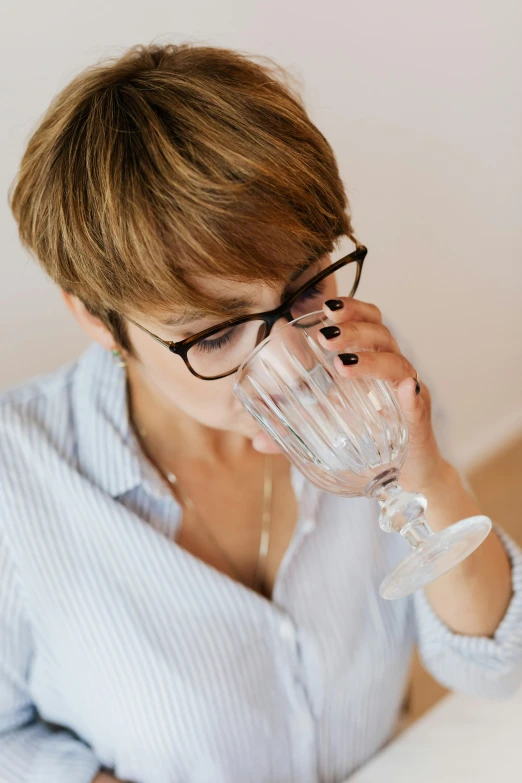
[319,325,341,340]
[414,379,421,396]
[339,353,359,366]
[325,299,344,311]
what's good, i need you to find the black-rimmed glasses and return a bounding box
[127,244,367,380]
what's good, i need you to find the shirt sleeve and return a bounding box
[381,315,522,694]
[414,526,522,698]
[0,527,102,783]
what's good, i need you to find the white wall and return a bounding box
[1,0,521,471]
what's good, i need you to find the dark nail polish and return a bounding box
[339,353,359,366]
[319,326,341,340]
[415,379,421,396]
[325,299,344,311]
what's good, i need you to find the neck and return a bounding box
[125,363,253,468]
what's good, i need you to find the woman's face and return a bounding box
[125,254,337,438]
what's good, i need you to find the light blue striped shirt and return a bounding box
[1,343,522,783]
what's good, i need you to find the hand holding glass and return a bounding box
[234,311,491,599]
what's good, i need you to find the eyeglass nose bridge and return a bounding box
[263,307,295,339]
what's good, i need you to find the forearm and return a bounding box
[421,460,512,637]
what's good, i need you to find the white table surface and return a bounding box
[347,686,522,782]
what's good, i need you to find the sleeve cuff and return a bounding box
[415,525,522,675]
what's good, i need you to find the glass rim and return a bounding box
[233,309,327,389]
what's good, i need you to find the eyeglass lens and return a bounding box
[186,260,358,379]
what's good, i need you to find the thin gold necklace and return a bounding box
[134,420,274,595]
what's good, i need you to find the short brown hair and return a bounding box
[9,42,356,352]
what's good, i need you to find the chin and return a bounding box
[225,412,261,440]
[228,420,260,439]
[200,409,259,440]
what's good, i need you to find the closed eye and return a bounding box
[193,325,240,354]
[293,280,326,302]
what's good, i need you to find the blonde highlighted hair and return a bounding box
[9,42,356,351]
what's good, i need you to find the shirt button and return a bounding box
[279,617,295,640]
[301,518,315,535]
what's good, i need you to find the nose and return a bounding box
[264,315,312,372]
[270,313,293,334]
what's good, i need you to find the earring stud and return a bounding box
[111,348,127,368]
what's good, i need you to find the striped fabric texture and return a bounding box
[1,342,521,783]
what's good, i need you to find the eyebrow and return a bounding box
[159,297,254,328]
[159,258,319,328]
[290,257,316,282]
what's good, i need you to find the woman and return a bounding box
[2,43,521,783]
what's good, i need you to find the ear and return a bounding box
[61,290,117,352]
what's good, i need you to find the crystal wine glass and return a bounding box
[234,311,492,599]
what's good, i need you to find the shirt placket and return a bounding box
[269,469,324,783]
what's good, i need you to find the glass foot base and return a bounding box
[379,515,493,600]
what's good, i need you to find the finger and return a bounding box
[252,431,282,454]
[334,350,416,382]
[323,297,383,325]
[317,321,401,354]
[396,377,433,448]
[396,377,427,424]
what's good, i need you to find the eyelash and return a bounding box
[297,281,325,301]
[195,280,327,354]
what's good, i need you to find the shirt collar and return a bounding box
[72,342,313,506]
[73,343,156,498]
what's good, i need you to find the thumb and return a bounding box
[396,376,430,441]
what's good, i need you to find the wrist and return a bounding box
[421,461,482,533]
[414,456,454,496]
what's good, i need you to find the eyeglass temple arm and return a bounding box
[126,317,172,348]
[123,244,366,348]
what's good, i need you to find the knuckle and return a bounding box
[369,303,382,322]
[380,324,392,342]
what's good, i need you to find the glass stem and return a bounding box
[372,476,434,548]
